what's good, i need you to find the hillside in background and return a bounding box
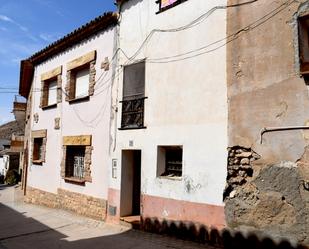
[0,121,24,140]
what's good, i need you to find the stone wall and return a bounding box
[224,146,309,245]
[25,186,107,220]
[225,146,260,200]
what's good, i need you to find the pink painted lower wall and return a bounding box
[141,195,226,229]
[106,188,121,223]
[106,189,226,229]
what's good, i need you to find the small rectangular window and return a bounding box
[33,138,43,161]
[157,146,183,178]
[31,129,47,165]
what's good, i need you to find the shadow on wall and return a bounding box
[0,201,308,249]
[141,217,309,249]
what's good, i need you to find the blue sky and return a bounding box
[0,0,116,124]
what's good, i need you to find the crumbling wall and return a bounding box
[226,0,309,245]
[225,148,309,244]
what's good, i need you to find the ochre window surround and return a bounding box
[65,51,96,103]
[61,135,93,184]
[40,66,62,109]
[31,129,47,165]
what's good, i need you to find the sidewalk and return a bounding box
[0,186,215,249]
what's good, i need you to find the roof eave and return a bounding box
[18,12,118,99]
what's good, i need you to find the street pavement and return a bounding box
[0,185,215,249]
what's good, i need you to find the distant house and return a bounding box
[0,139,10,177]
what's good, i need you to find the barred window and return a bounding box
[157,146,183,178]
[65,146,86,180]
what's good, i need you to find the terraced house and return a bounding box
[18,0,309,245]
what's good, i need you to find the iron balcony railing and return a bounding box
[121,97,147,129]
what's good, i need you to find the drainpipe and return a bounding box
[260,126,309,144]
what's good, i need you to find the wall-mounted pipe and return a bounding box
[260,126,309,144]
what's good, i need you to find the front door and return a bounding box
[120,150,141,217]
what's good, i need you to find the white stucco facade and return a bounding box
[0,155,9,177]
[27,27,116,200]
[23,0,228,226]
[109,0,228,218]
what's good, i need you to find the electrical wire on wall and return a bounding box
[1,0,297,129]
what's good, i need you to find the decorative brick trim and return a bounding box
[67,51,96,71]
[60,146,66,178]
[32,129,47,138]
[41,66,62,81]
[84,146,93,182]
[57,74,62,103]
[65,70,74,101]
[25,187,107,220]
[63,135,92,146]
[40,81,49,108]
[89,61,96,96]
[54,118,60,130]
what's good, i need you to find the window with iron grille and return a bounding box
[156,0,188,13]
[121,61,146,129]
[65,146,86,179]
[157,146,183,178]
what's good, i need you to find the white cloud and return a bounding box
[39,33,62,42]
[0,14,13,22]
[0,14,29,33]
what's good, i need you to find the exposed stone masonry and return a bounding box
[88,61,96,96]
[25,187,107,220]
[224,146,309,245]
[224,146,260,199]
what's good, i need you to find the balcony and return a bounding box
[120,97,146,130]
